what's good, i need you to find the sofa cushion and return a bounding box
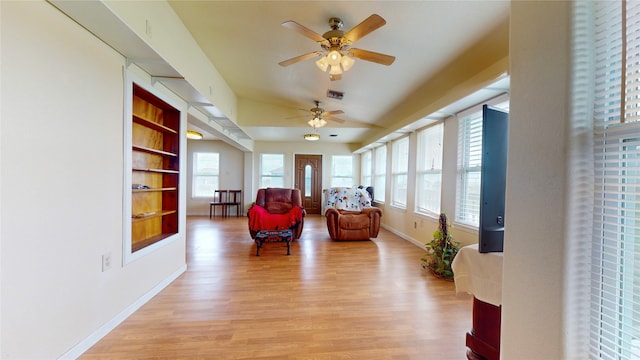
[338,213,370,230]
[264,188,294,214]
[265,201,292,214]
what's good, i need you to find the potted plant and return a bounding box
[421,213,460,281]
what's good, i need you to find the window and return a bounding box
[416,123,443,216]
[192,152,219,197]
[304,164,312,197]
[331,155,353,187]
[391,137,409,208]
[374,145,387,203]
[361,150,372,187]
[456,112,483,227]
[259,153,284,188]
[588,1,640,357]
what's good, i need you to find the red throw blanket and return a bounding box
[248,205,304,232]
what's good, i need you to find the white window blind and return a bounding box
[374,145,387,203]
[391,136,409,208]
[331,155,353,187]
[192,152,219,197]
[259,153,284,188]
[590,1,640,358]
[456,112,483,227]
[361,150,372,187]
[416,123,443,216]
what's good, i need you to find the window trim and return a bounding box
[192,152,220,198]
[259,153,285,188]
[330,155,354,187]
[373,145,387,203]
[415,122,444,217]
[361,150,372,187]
[391,136,409,209]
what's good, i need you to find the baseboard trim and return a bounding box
[59,264,187,359]
[380,223,424,249]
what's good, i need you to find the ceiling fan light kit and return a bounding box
[340,55,355,71]
[315,57,329,72]
[316,49,355,76]
[308,117,327,128]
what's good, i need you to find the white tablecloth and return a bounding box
[451,244,503,306]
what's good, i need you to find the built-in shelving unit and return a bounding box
[129,83,180,253]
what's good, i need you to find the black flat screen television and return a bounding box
[478,105,509,253]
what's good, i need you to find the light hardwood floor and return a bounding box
[81,215,473,359]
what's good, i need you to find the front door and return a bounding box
[294,154,322,214]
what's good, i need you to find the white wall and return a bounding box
[1,2,186,358]
[501,1,570,358]
[186,139,245,216]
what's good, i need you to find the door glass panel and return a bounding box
[305,165,312,197]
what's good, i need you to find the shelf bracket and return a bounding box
[190,101,215,107]
[150,75,185,87]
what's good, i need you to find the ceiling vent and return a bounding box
[326,89,344,100]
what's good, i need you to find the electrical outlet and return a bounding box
[102,252,112,272]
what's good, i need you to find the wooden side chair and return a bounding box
[209,190,228,218]
[225,190,242,217]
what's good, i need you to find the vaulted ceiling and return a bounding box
[167,1,510,148]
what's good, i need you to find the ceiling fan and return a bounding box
[291,101,346,128]
[278,14,396,80]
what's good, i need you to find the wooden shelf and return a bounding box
[133,145,177,157]
[133,115,177,135]
[131,232,175,253]
[131,210,177,222]
[132,167,179,174]
[132,187,177,193]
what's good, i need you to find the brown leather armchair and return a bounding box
[323,187,382,241]
[247,188,305,239]
[326,207,382,241]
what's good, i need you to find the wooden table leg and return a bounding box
[465,297,501,360]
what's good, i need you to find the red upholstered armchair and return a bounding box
[247,188,306,239]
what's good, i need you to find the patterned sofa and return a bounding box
[323,186,382,241]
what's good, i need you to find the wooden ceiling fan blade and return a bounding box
[282,20,330,47]
[343,14,386,44]
[324,110,344,116]
[348,48,395,66]
[278,51,323,67]
[285,115,307,120]
[325,115,346,123]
